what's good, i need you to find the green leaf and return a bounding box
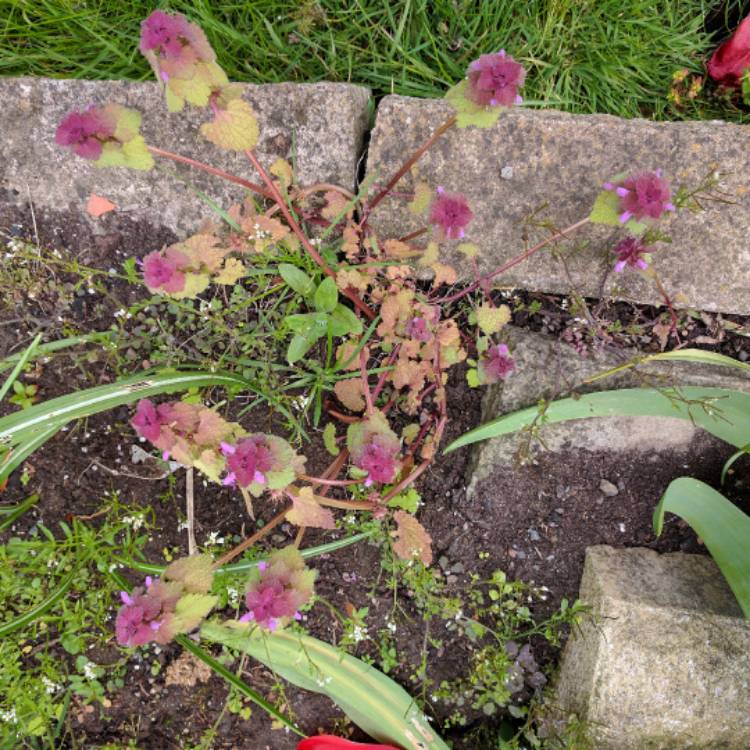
[201,622,450,749]
[0,333,42,404]
[287,334,317,364]
[445,80,502,129]
[742,68,750,107]
[722,443,750,485]
[588,187,646,235]
[170,593,218,634]
[445,387,750,453]
[314,277,338,313]
[322,422,340,456]
[387,488,420,513]
[286,313,329,338]
[654,478,750,619]
[279,264,315,297]
[200,99,259,151]
[328,304,363,337]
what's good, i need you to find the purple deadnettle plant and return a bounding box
[429,188,474,240]
[239,546,317,630]
[466,50,526,107]
[478,343,515,385]
[603,170,676,224]
[613,235,654,272]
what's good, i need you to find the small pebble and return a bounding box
[528,528,541,542]
[599,479,619,497]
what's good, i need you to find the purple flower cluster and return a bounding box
[603,171,675,224]
[142,247,189,295]
[613,236,653,272]
[55,107,115,161]
[466,50,526,107]
[478,343,515,384]
[429,188,474,240]
[115,577,178,647]
[221,436,275,488]
[356,438,399,486]
[239,548,316,631]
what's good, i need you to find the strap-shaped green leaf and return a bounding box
[202,622,450,750]
[654,478,750,619]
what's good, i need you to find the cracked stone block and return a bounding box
[467,326,750,497]
[0,77,371,252]
[366,95,750,314]
[554,545,750,749]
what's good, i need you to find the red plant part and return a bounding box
[613,235,653,272]
[707,15,750,87]
[297,737,402,750]
[55,108,115,160]
[428,188,473,240]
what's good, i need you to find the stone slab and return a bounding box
[468,327,750,492]
[366,96,750,314]
[554,545,750,749]
[0,77,371,246]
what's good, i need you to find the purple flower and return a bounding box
[240,547,316,630]
[356,437,399,486]
[467,50,526,107]
[613,236,653,272]
[226,436,275,488]
[131,399,162,442]
[139,10,191,58]
[114,588,164,647]
[405,316,431,342]
[54,108,115,160]
[478,343,515,384]
[604,171,675,223]
[142,250,186,294]
[429,188,474,240]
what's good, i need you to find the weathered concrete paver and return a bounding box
[0,77,371,244]
[468,326,750,496]
[554,545,750,750]
[366,95,750,314]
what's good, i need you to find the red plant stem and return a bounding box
[652,270,681,342]
[434,217,591,305]
[212,507,289,568]
[363,114,457,220]
[315,496,376,511]
[326,408,359,424]
[360,348,374,414]
[299,474,362,487]
[398,227,429,243]
[372,345,401,402]
[147,145,272,199]
[244,149,376,321]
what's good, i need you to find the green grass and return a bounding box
[1,0,747,120]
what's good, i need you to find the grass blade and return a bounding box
[0,493,40,531]
[654,477,750,618]
[0,332,115,374]
[0,333,42,403]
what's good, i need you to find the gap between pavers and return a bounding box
[552,545,750,750]
[467,325,750,497]
[365,95,750,315]
[0,77,371,255]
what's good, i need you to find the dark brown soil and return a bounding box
[1,205,748,749]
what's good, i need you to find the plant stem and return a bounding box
[212,507,289,568]
[364,114,457,219]
[435,216,591,305]
[299,474,362,487]
[244,149,376,321]
[147,146,271,198]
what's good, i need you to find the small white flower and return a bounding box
[42,676,60,694]
[352,625,367,643]
[0,707,17,723]
[82,660,98,680]
[205,531,224,546]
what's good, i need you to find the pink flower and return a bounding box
[226,436,275,488]
[707,15,750,88]
[240,547,316,630]
[429,188,473,240]
[603,171,675,223]
[478,343,515,384]
[54,108,115,160]
[142,249,187,294]
[131,399,163,442]
[405,317,431,342]
[613,236,653,272]
[115,586,166,647]
[467,50,526,107]
[139,10,191,58]
[356,438,399,486]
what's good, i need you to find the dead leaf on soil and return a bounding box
[164,651,212,687]
[86,193,117,217]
